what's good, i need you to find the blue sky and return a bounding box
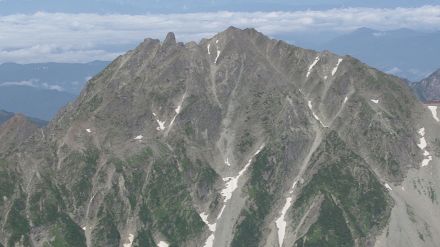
[1,0,439,14]
[0,1,439,63]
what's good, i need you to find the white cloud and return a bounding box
[0,79,65,91]
[0,79,38,87]
[0,5,439,63]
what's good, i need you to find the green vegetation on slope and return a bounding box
[293,131,393,246]
[296,194,353,247]
[231,148,275,247]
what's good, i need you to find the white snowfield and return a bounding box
[168,96,185,131]
[207,44,211,55]
[221,144,265,203]
[417,128,427,150]
[134,135,143,140]
[343,96,348,104]
[86,129,92,133]
[201,144,265,247]
[123,234,134,247]
[307,101,327,127]
[306,56,320,78]
[214,40,221,64]
[428,106,440,122]
[385,183,393,191]
[152,113,166,131]
[332,58,343,76]
[371,99,379,104]
[275,181,298,247]
[157,241,169,247]
[225,158,231,167]
[417,127,432,167]
[199,212,217,247]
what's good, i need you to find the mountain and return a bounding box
[0,86,76,120]
[0,27,439,247]
[0,114,41,152]
[0,61,109,94]
[412,69,440,102]
[0,109,47,127]
[291,27,440,81]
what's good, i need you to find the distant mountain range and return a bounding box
[0,61,109,120]
[0,109,47,127]
[283,27,440,81]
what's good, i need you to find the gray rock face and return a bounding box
[0,27,439,247]
[413,69,440,101]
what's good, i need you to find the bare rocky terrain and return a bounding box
[412,69,440,101]
[0,27,439,247]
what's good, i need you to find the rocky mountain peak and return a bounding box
[163,32,177,47]
[0,27,438,247]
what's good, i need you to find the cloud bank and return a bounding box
[1,5,439,63]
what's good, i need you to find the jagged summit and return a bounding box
[1,27,439,247]
[163,32,176,47]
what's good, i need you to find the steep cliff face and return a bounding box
[0,27,439,247]
[412,69,440,101]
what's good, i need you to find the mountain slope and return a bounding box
[412,69,440,101]
[0,27,439,247]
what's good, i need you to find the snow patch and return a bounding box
[152,113,166,131]
[82,226,86,231]
[167,94,186,132]
[417,128,427,150]
[307,101,327,127]
[207,44,211,55]
[370,99,379,104]
[225,158,231,167]
[201,145,265,247]
[428,106,439,122]
[343,97,348,104]
[332,58,343,76]
[86,129,92,133]
[417,127,432,167]
[123,234,134,247]
[221,144,265,203]
[276,197,292,247]
[134,135,143,140]
[199,212,216,232]
[199,212,217,247]
[157,241,169,247]
[275,181,298,247]
[422,156,433,167]
[215,50,221,64]
[385,183,392,191]
[306,56,320,78]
